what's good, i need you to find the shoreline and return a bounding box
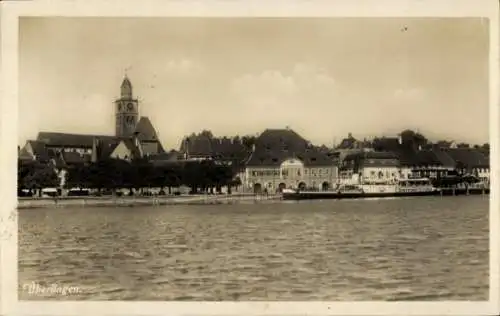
[17,188,489,209]
[17,193,282,209]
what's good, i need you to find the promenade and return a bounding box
[17,193,283,209]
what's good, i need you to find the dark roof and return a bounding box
[53,155,66,169]
[415,150,442,166]
[18,147,35,161]
[37,132,116,148]
[431,149,456,168]
[134,116,159,141]
[246,129,332,167]
[121,76,132,89]
[18,141,39,161]
[343,151,399,162]
[19,140,51,162]
[445,148,489,168]
[180,134,250,162]
[97,138,121,159]
[337,134,357,149]
[31,140,50,160]
[372,137,419,166]
[120,139,143,160]
[211,137,250,161]
[62,151,91,164]
[36,130,165,158]
[149,150,182,162]
[340,151,399,170]
[372,137,400,150]
[181,134,213,157]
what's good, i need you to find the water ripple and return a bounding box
[18,195,489,300]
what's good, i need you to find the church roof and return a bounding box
[36,130,165,157]
[27,140,51,161]
[121,138,143,160]
[37,132,116,148]
[134,116,159,141]
[245,128,332,167]
[121,76,132,88]
[97,138,122,159]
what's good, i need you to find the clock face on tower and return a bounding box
[127,103,134,111]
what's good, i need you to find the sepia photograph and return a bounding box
[1,0,499,315]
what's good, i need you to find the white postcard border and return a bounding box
[1,0,499,315]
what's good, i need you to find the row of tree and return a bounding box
[18,158,241,197]
[397,129,489,152]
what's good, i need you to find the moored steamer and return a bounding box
[281,178,441,200]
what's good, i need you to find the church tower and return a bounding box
[115,75,139,137]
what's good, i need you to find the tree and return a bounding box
[18,160,36,196]
[232,135,241,144]
[400,129,428,148]
[241,135,257,150]
[199,130,214,138]
[481,143,490,156]
[65,164,90,190]
[230,176,242,193]
[22,162,60,197]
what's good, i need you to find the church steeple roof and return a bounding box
[120,75,133,99]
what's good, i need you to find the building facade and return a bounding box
[339,151,400,185]
[242,128,337,193]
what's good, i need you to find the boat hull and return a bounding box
[282,190,442,200]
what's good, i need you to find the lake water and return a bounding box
[18,195,489,301]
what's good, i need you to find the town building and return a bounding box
[178,131,250,165]
[339,151,400,184]
[444,148,490,184]
[242,128,338,193]
[370,136,458,180]
[413,148,456,179]
[334,133,374,163]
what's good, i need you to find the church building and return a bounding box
[19,76,165,166]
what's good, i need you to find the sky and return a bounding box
[18,17,490,150]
